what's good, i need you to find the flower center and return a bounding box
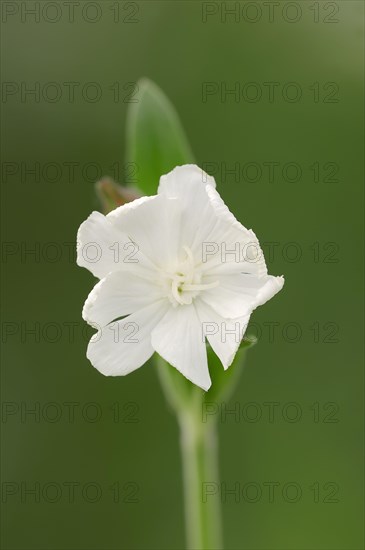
[166,246,219,306]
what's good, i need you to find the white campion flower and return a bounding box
[77,165,284,390]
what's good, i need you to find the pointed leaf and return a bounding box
[205,336,257,404]
[125,78,195,196]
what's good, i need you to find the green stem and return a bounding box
[178,407,222,550]
[156,342,255,549]
[156,358,223,549]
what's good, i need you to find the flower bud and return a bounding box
[95,177,142,214]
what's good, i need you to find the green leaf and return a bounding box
[125,78,195,196]
[155,336,257,419]
[204,336,257,404]
[155,353,202,416]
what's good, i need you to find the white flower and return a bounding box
[77,165,284,390]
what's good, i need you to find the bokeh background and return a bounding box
[1,1,364,549]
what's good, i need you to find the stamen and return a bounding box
[166,246,219,306]
[171,278,185,305]
[183,280,219,292]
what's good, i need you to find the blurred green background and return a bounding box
[1,1,364,549]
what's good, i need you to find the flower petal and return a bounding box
[83,270,165,327]
[77,208,157,279]
[196,298,250,370]
[201,274,284,319]
[86,300,169,376]
[158,165,219,257]
[107,193,181,270]
[151,304,211,391]
[158,165,267,277]
[77,211,127,278]
[193,184,268,277]
[158,164,216,196]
